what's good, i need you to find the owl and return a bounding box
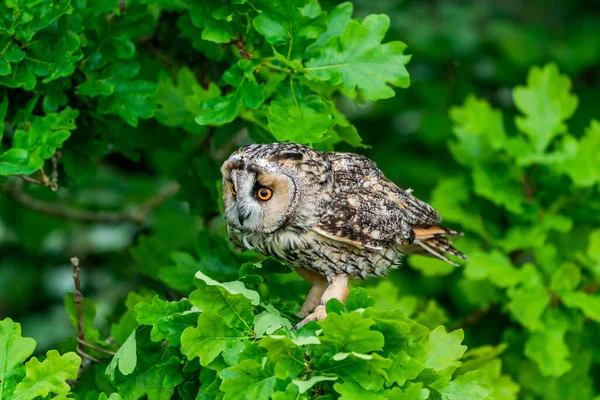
[221,143,466,328]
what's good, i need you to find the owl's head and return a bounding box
[221,143,330,233]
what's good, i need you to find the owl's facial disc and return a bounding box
[221,161,297,233]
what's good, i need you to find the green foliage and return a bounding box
[0,0,599,399]
[0,319,80,400]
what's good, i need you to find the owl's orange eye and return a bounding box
[257,187,272,201]
[230,183,237,195]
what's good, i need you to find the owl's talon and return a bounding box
[293,305,327,330]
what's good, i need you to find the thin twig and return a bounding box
[18,174,45,185]
[71,257,86,362]
[39,167,50,186]
[76,338,116,355]
[3,180,180,224]
[522,173,534,204]
[18,151,60,191]
[224,35,252,59]
[79,352,101,363]
[50,152,60,191]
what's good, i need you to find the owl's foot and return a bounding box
[293,305,326,330]
[294,268,327,318]
[293,274,349,330]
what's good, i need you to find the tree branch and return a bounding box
[71,257,90,371]
[3,180,180,224]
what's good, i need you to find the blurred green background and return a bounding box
[1,1,599,398]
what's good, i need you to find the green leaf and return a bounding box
[307,2,353,52]
[0,148,43,176]
[506,295,548,332]
[318,311,384,353]
[257,335,305,379]
[306,14,410,100]
[254,306,293,337]
[364,309,429,354]
[524,311,571,377]
[155,68,220,134]
[409,255,456,277]
[97,79,157,127]
[219,359,277,400]
[471,163,525,214]
[386,350,426,386]
[180,311,247,366]
[513,63,578,153]
[188,0,238,44]
[415,300,449,330]
[253,0,326,58]
[432,370,493,400]
[189,270,259,330]
[98,393,123,400]
[106,331,137,381]
[157,252,202,293]
[0,318,36,400]
[12,350,80,400]
[507,266,550,332]
[195,92,239,126]
[561,292,600,321]
[239,81,265,109]
[333,380,387,400]
[562,120,600,187]
[12,107,79,159]
[76,82,115,97]
[423,326,467,372]
[345,287,376,311]
[479,359,519,400]
[550,263,581,293]
[429,177,488,239]
[115,351,182,400]
[292,375,337,394]
[324,352,392,392]
[448,95,507,165]
[0,96,7,142]
[267,81,335,143]
[464,250,521,288]
[134,296,192,343]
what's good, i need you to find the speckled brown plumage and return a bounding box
[220,142,466,327]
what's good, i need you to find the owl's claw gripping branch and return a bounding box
[293,274,349,330]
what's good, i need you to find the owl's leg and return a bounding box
[293,268,327,317]
[293,274,349,330]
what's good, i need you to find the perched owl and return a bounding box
[221,143,466,328]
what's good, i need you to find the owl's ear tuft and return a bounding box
[270,152,304,162]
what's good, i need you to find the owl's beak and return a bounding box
[237,208,249,225]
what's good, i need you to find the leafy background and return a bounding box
[1,0,599,399]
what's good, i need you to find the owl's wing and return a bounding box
[311,181,443,251]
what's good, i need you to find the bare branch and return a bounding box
[3,180,180,224]
[51,152,61,191]
[77,338,116,356]
[18,152,60,191]
[71,257,87,365]
[18,174,45,186]
[39,167,50,187]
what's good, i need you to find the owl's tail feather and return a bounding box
[411,226,468,266]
